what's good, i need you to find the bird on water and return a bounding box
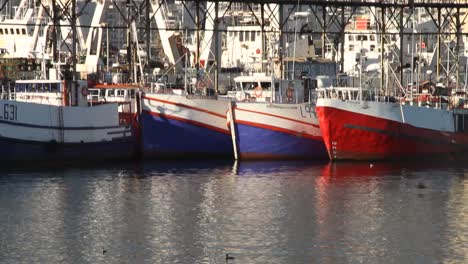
[226,253,234,262]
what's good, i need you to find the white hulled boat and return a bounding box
[0,70,136,163]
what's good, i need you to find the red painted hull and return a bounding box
[316,105,468,161]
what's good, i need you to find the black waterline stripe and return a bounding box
[0,119,126,130]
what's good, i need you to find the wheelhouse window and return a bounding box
[357,35,368,41]
[243,82,257,90]
[107,89,115,97]
[116,89,125,97]
[89,89,99,96]
[260,82,271,90]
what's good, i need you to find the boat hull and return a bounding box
[229,102,327,160]
[316,98,468,160]
[141,93,233,158]
[0,136,135,162]
[0,100,136,162]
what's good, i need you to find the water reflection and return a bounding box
[232,160,327,176]
[0,160,466,263]
[315,161,468,263]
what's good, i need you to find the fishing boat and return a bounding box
[140,81,233,158]
[0,71,136,163]
[315,81,468,161]
[227,73,327,160]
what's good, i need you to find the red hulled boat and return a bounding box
[316,87,468,161]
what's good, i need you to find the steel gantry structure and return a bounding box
[3,0,468,92]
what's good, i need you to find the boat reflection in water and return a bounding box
[232,160,327,176]
[314,161,467,264]
[1,160,466,263]
[320,161,404,179]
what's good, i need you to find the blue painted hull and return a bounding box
[141,111,233,158]
[234,123,328,160]
[0,136,136,163]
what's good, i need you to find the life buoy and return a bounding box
[81,87,88,97]
[286,87,293,99]
[254,86,263,97]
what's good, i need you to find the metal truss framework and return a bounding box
[2,0,468,89]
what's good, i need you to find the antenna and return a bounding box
[410,17,415,101]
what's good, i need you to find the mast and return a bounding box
[72,0,77,106]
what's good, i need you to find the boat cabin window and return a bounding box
[15,82,61,92]
[357,35,368,41]
[237,81,272,91]
[260,82,271,90]
[10,28,14,34]
[0,29,3,35]
[21,28,26,35]
[107,89,115,97]
[116,89,125,97]
[89,89,99,96]
[370,35,376,41]
[251,31,255,41]
[16,28,20,34]
[348,35,354,41]
[130,89,136,98]
[242,82,257,91]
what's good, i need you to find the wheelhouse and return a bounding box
[87,84,139,103]
[232,74,306,103]
[3,79,66,106]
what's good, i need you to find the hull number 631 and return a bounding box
[1,103,18,121]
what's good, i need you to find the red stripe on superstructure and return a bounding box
[143,110,230,135]
[235,119,322,141]
[235,107,320,128]
[143,96,227,119]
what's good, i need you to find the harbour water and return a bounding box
[1,160,467,263]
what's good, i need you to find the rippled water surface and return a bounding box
[0,160,467,263]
